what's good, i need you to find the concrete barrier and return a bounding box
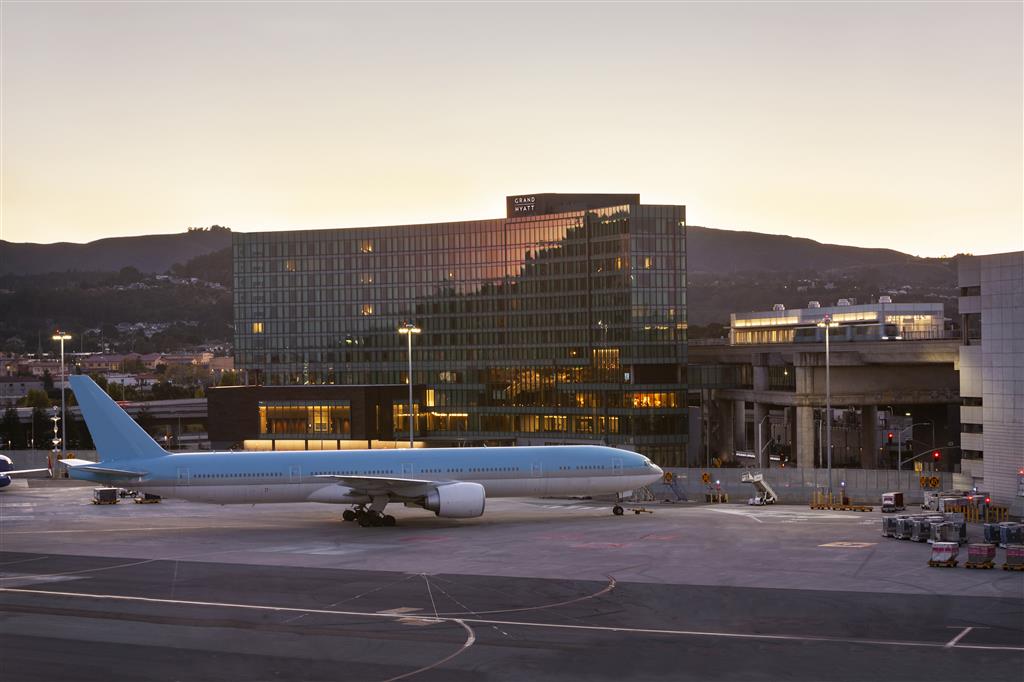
[655,468,953,505]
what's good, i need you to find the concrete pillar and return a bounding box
[785,406,796,466]
[734,399,747,452]
[796,405,815,469]
[715,399,735,462]
[753,402,769,468]
[860,405,878,469]
[752,353,770,392]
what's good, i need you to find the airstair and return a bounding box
[741,471,778,505]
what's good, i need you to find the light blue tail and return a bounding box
[69,375,167,462]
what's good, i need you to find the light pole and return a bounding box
[756,413,770,469]
[52,331,71,473]
[596,320,609,442]
[817,316,839,499]
[897,422,936,470]
[397,323,421,448]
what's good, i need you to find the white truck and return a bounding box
[881,491,905,513]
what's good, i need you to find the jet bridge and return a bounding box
[741,471,778,505]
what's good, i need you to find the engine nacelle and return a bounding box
[423,482,486,518]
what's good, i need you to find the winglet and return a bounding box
[69,375,168,462]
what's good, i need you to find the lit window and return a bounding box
[285,259,297,272]
[361,304,374,316]
[252,322,264,334]
[359,240,375,253]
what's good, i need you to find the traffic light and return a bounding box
[887,432,894,445]
[932,450,940,460]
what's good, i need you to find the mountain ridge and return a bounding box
[1,224,938,276]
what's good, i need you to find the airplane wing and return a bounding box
[312,474,440,496]
[60,458,97,467]
[3,468,49,476]
[74,465,148,478]
[58,458,146,478]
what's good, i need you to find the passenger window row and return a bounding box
[196,473,283,479]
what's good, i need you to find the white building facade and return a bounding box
[958,251,1024,516]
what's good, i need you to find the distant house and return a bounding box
[161,352,214,367]
[0,377,45,407]
[140,353,164,369]
[208,356,234,374]
[79,353,137,373]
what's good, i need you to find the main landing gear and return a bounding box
[343,505,396,527]
[612,505,625,516]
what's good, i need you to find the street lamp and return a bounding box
[397,323,421,448]
[756,413,770,469]
[596,320,609,442]
[896,422,936,470]
[817,315,839,499]
[52,331,71,473]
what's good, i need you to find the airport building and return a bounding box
[232,194,689,465]
[729,300,946,345]
[957,251,1024,515]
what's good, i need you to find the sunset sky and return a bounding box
[1,2,1021,256]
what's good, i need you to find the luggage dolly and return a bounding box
[611,504,654,516]
[927,559,959,568]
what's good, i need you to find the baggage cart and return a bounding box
[1003,545,1024,571]
[92,488,119,505]
[998,523,1023,548]
[928,542,959,568]
[965,543,996,569]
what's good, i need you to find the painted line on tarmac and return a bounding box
[3,586,1022,653]
[2,524,292,535]
[945,627,974,648]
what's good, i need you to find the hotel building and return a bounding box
[231,194,689,465]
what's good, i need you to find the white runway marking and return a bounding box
[945,627,974,648]
[0,572,85,588]
[3,586,1021,653]
[703,507,764,523]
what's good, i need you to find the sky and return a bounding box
[1,1,1021,257]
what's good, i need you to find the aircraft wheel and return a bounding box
[342,509,356,522]
[358,513,374,527]
[612,505,624,516]
[383,514,396,527]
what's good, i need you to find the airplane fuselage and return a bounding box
[69,445,661,505]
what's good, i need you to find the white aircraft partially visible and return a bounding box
[0,454,48,489]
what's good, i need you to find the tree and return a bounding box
[42,369,54,392]
[1,407,22,449]
[22,389,51,409]
[30,407,50,450]
[219,370,239,387]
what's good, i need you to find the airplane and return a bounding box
[63,375,664,526]
[0,454,49,489]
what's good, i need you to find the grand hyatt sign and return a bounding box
[510,195,536,214]
[504,193,642,219]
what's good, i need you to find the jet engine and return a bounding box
[423,481,486,518]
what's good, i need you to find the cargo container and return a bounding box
[92,488,119,505]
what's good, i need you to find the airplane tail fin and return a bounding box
[69,375,168,462]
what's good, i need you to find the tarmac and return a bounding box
[1,481,1022,681]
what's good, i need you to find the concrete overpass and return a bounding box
[689,338,960,469]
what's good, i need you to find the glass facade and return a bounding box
[233,196,689,465]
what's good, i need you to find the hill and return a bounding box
[685,225,920,273]
[0,227,232,276]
